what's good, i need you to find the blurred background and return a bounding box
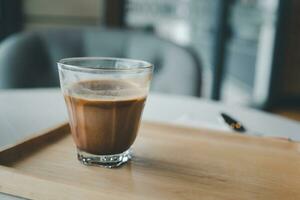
[0,0,300,119]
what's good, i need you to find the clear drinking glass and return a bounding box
[58,57,153,168]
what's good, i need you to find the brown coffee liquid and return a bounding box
[64,80,146,155]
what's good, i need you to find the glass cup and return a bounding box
[58,57,153,168]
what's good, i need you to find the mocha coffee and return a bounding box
[64,80,146,155]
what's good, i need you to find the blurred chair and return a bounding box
[0,28,201,96]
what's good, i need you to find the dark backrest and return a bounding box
[0,28,201,96]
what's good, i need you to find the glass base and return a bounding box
[77,149,131,168]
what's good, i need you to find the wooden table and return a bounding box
[1,122,300,199]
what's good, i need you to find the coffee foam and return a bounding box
[66,80,147,101]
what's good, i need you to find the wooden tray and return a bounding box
[0,122,300,200]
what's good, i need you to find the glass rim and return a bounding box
[57,57,153,72]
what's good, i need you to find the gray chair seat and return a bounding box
[0,28,201,96]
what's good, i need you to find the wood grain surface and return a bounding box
[0,122,300,200]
